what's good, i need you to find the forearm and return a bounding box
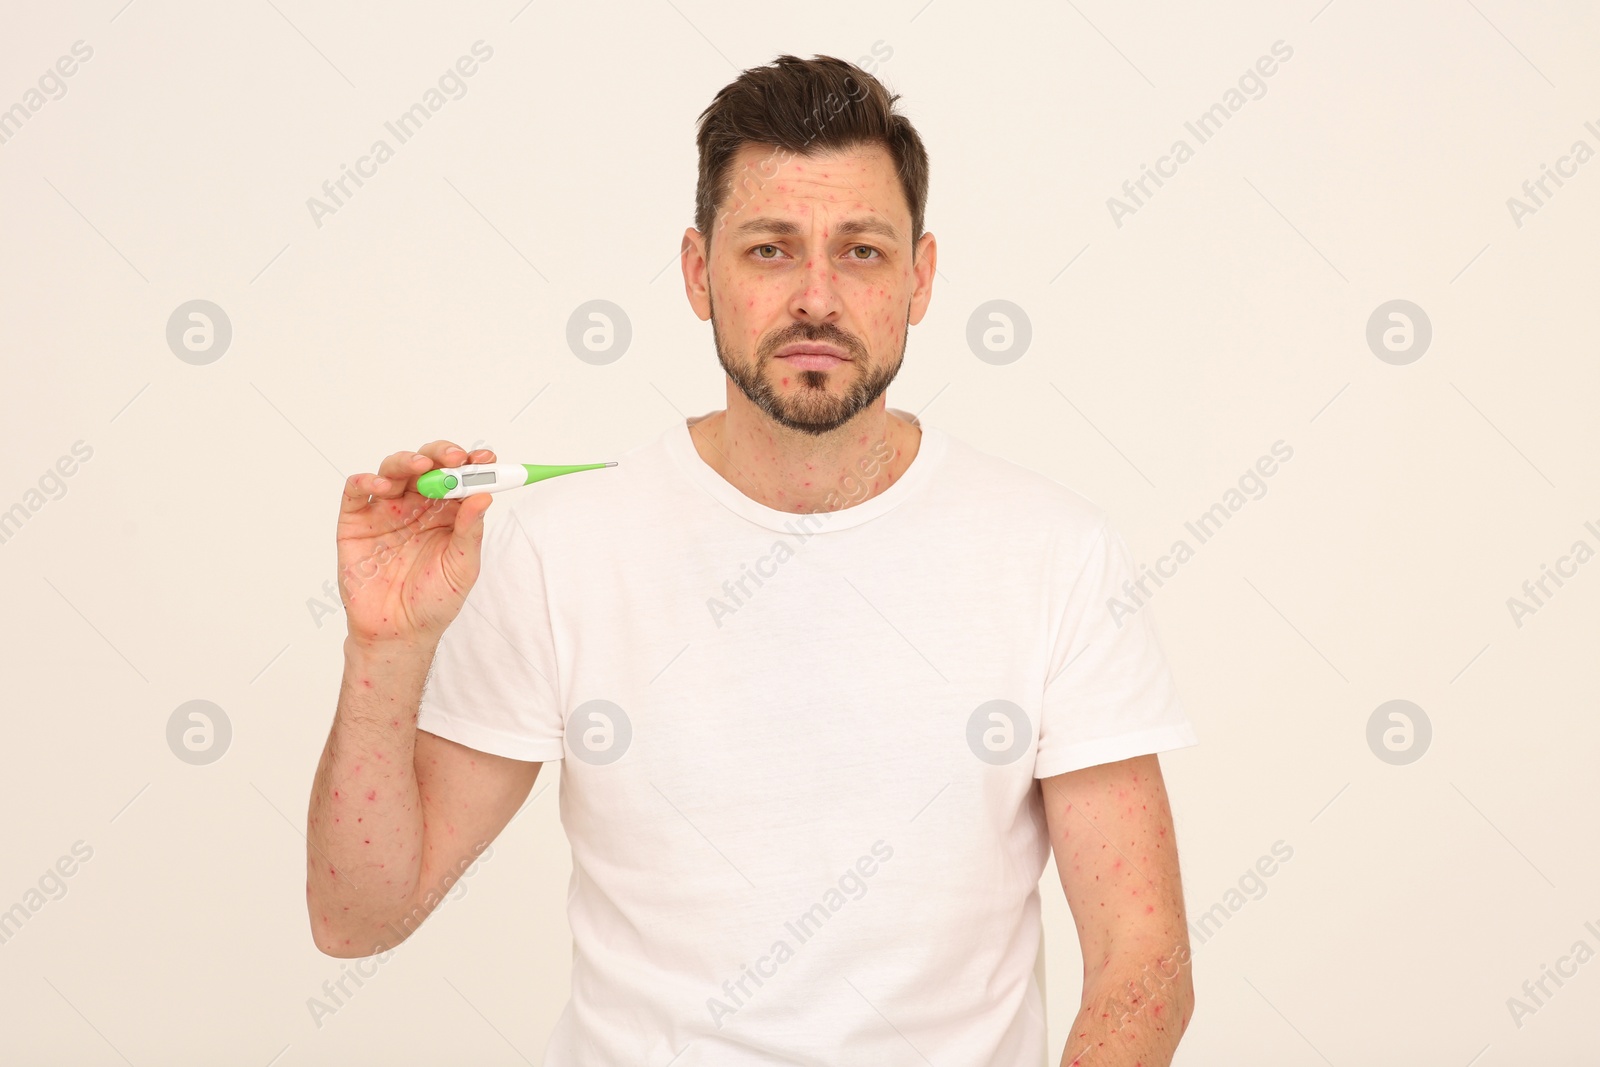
[305,636,437,956]
[1060,946,1193,1067]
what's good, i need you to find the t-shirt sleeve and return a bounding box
[415,501,565,763]
[1034,516,1198,779]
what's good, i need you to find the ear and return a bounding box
[682,227,712,321]
[907,231,937,326]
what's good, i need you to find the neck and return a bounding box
[688,395,921,515]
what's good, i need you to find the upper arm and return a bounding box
[410,728,542,910]
[1041,753,1190,975]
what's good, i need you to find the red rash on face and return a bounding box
[709,144,916,400]
[366,789,377,801]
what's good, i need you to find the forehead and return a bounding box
[721,141,908,233]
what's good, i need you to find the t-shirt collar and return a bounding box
[665,408,947,533]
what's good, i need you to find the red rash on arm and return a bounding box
[1041,754,1195,1066]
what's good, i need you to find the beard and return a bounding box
[709,291,908,437]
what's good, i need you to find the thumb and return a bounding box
[442,493,492,589]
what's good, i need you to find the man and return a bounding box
[307,53,1199,1066]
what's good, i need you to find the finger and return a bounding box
[353,461,411,501]
[468,448,497,464]
[377,450,428,481]
[368,472,408,499]
[417,440,471,469]
[340,472,388,515]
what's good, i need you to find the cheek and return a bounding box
[716,271,767,321]
[733,281,789,322]
[862,286,902,332]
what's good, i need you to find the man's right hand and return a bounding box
[313,442,542,961]
[336,440,497,650]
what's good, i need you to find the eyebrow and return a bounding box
[727,215,903,244]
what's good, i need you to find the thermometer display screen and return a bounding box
[461,471,497,486]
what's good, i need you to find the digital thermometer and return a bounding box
[416,461,617,499]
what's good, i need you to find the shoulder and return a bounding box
[928,426,1110,541]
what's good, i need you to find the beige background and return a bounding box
[2,0,1597,1063]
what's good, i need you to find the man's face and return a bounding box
[686,141,935,436]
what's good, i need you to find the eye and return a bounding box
[752,244,783,260]
[848,245,881,260]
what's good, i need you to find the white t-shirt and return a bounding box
[416,408,1198,1066]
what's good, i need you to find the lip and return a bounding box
[775,343,850,370]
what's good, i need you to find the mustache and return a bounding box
[760,325,863,359]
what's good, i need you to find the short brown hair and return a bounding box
[693,53,929,257]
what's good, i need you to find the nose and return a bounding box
[788,254,844,324]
